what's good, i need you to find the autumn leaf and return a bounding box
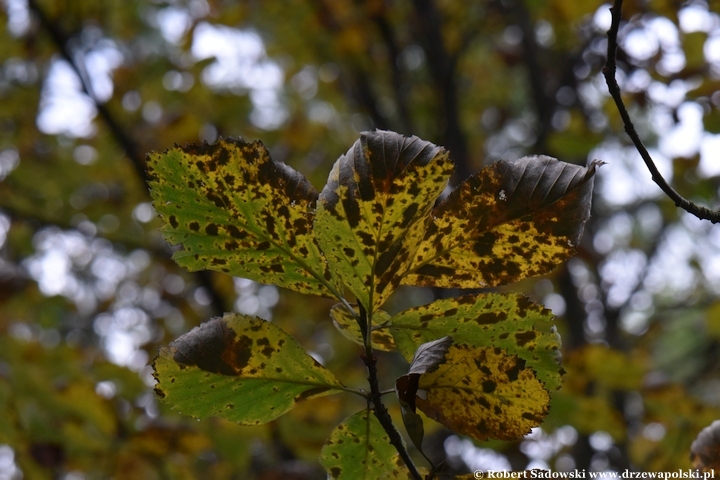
[320,409,398,479]
[147,138,341,297]
[412,344,550,441]
[403,155,602,288]
[330,303,396,351]
[153,313,344,425]
[395,337,453,458]
[691,420,720,471]
[387,293,562,391]
[314,130,454,313]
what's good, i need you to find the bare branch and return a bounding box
[603,0,720,224]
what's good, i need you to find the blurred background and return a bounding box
[2,0,720,478]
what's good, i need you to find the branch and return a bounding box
[363,353,423,480]
[27,0,228,316]
[27,0,146,183]
[370,12,415,134]
[411,0,471,182]
[603,0,720,224]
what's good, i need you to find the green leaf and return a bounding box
[153,313,344,425]
[403,156,601,288]
[314,130,454,312]
[147,138,340,297]
[414,344,550,441]
[330,303,396,351]
[320,409,398,479]
[387,293,562,391]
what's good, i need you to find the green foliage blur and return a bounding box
[2,0,720,477]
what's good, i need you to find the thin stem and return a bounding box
[603,0,720,224]
[363,353,422,480]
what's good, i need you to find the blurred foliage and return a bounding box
[2,0,720,477]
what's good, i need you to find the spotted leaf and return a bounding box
[386,293,562,391]
[320,409,398,479]
[403,156,601,288]
[152,313,344,425]
[314,130,453,313]
[330,303,395,351]
[147,138,340,297]
[414,344,550,441]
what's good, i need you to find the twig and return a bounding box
[603,0,720,223]
[363,353,423,480]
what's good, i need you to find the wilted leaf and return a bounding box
[147,138,340,297]
[403,156,601,288]
[414,344,550,441]
[320,409,398,479]
[153,313,344,425]
[387,293,562,391]
[691,420,720,471]
[330,303,396,351]
[408,336,453,375]
[395,336,452,458]
[315,130,454,312]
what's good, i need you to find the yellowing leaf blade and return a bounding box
[320,409,398,479]
[403,156,601,288]
[330,303,396,351]
[388,293,562,391]
[147,138,340,297]
[315,130,453,312]
[415,344,550,441]
[153,313,344,425]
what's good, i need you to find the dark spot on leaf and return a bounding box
[294,387,329,403]
[225,225,247,239]
[482,380,497,393]
[257,241,271,250]
[189,221,200,232]
[505,357,526,382]
[154,387,165,398]
[476,312,502,324]
[168,215,178,228]
[205,224,219,236]
[400,202,419,228]
[343,247,355,258]
[515,330,537,347]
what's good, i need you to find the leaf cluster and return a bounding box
[149,130,598,477]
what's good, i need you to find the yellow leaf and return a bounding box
[414,344,550,441]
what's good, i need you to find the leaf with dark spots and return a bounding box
[153,313,344,425]
[315,130,454,312]
[402,156,601,289]
[329,304,396,351]
[147,137,341,297]
[320,409,399,479]
[388,293,563,391]
[413,344,550,441]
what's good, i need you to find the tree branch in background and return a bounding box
[27,0,146,183]
[27,0,228,316]
[603,0,720,224]
[370,12,415,134]
[411,0,471,182]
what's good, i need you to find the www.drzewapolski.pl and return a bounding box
[474,470,715,479]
